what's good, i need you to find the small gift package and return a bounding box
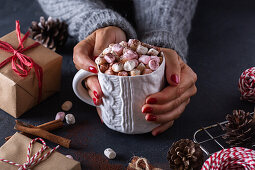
[0,21,62,118]
[0,133,81,170]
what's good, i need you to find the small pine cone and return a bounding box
[29,16,68,51]
[222,110,255,148]
[167,139,204,170]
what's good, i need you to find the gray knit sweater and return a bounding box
[37,0,197,61]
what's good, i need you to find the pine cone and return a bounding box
[29,16,68,51]
[167,139,204,170]
[222,110,255,148]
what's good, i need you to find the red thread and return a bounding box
[201,147,255,170]
[239,67,255,103]
[0,21,43,102]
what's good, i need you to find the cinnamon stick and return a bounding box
[14,120,71,148]
[5,120,63,141]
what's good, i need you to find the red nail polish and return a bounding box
[142,107,153,113]
[171,74,179,84]
[147,98,157,104]
[93,91,99,99]
[147,114,156,121]
[93,98,97,105]
[88,66,98,73]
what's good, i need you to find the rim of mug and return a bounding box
[97,55,165,78]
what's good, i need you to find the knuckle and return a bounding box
[173,97,182,109]
[176,87,184,97]
[193,72,198,83]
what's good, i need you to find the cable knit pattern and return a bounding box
[37,0,137,41]
[37,0,197,61]
[133,0,197,61]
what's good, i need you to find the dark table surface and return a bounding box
[0,0,255,169]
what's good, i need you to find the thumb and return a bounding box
[162,48,181,86]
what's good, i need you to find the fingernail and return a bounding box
[88,66,98,73]
[146,114,156,121]
[147,98,157,104]
[93,98,97,105]
[142,107,153,113]
[171,74,179,84]
[93,91,99,99]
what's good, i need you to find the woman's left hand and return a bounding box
[141,48,197,136]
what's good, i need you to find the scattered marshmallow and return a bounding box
[65,114,75,125]
[104,148,116,159]
[66,155,74,159]
[55,112,65,121]
[61,101,72,111]
[147,48,159,56]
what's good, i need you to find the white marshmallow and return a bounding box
[95,57,107,65]
[65,114,75,125]
[112,62,124,72]
[130,69,141,76]
[124,60,137,71]
[147,48,159,56]
[102,47,112,55]
[104,148,116,159]
[136,44,148,55]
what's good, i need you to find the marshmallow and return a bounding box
[147,48,159,56]
[150,56,160,63]
[55,112,65,121]
[102,47,112,55]
[123,49,138,59]
[130,69,141,76]
[112,62,124,72]
[143,69,153,75]
[118,71,128,76]
[104,148,116,159]
[95,57,107,65]
[128,39,141,51]
[99,64,109,73]
[66,155,74,159]
[65,114,75,125]
[148,59,160,70]
[104,53,116,63]
[136,63,146,72]
[136,44,148,55]
[105,69,115,75]
[124,60,137,71]
[61,101,72,111]
[112,44,124,56]
[119,41,128,47]
[108,43,115,48]
[138,55,151,64]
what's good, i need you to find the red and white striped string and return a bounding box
[239,67,255,102]
[202,147,255,170]
[0,138,59,170]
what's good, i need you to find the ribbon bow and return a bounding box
[0,138,59,170]
[0,20,43,102]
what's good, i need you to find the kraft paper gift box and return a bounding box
[0,133,81,170]
[0,30,62,118]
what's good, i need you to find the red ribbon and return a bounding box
[0,20,43,102]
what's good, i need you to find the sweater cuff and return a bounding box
[78,9,137,41]
[140,30,188,63]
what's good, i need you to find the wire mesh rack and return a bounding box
[193,112,254,156]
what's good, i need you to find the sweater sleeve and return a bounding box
[133,0,197,62]
[37,0,137,41]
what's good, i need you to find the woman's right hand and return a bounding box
[73,26,126,108]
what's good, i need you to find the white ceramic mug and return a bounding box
[72,57,165,134]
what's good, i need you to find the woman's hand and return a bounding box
[141,48,197,136]
[73,26,126,110]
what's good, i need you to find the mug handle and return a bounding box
[72,69,97,106]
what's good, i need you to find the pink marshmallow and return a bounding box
[104,53,116,63]
[150,56,160,63]
[112,44,124,56]
[138,55,151,65]
[148,59,160,70]
[122,50,138,61]
[55,112,65,121]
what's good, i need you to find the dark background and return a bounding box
[0,0,255,169]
